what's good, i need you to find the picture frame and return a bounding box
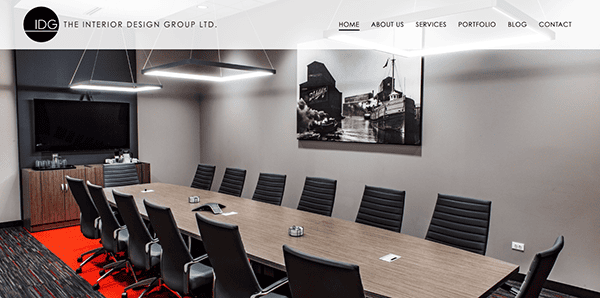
[297,49,423,145]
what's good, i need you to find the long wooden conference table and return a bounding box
[104,183,519,298]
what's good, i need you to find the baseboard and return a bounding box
[0,220,23,229]
[512,273,600,298]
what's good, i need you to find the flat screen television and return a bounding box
[34,99,130,152]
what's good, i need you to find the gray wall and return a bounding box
[136,50,210,185]
[0,50,21,223]
[196,49,600,291]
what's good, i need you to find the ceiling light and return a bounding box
[70,80,162,93]
[197,5,208,9]
[324,0,555,57]
[142,59,276,82]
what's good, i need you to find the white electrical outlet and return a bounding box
[511,241,525,252]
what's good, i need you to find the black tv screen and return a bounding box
[34,99,130,152]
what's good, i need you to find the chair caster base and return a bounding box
[99,269,105,275]
[92,283,99,290]
[121,292,127,298]
[77,257,83,262]
[75,268,82,274]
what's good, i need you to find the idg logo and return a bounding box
[23,7,59,43]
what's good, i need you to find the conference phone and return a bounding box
[192,203,226,215]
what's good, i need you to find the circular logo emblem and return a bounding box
[23,7,59,43]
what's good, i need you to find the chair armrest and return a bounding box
[113,226,127,239]
[93,216,102,238]
[250,277,289,298]
[144,238,160,254]
[183,254,209,294]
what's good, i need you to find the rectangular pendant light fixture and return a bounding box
[141,59,276,82]
[323,0,555,57]
[70,80,163,93]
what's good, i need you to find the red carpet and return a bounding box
[31,225,180,298]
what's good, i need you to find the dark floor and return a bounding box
[0,226,584,298]
[0,227,104,298]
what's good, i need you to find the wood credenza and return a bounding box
[22,162,150,232]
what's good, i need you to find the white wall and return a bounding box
[0,50,21,223]
[198,49,600,291]
[136,50,209,186]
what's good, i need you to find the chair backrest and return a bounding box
[144,200,193,294]
[195,214,262,297]
[87,181,123,254]
[355,185,405,233]
[297,177,337,217]
[251,173,286,206]
[218,167,246,197]
[113,190,154,270]
[103,163,140,187]
[283,245,365,298]
[66,176,99,239]
[191,164,216,190]
[517,236,565,298]
[425,193,491,255]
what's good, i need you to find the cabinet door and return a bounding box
[41,170,66,224]
[85,165,104,186]
[136,162,151,183]
[22,169,43,227]
[64,168,86,221]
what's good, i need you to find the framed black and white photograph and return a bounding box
[297,49,423,145]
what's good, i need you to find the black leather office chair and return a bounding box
[87,181,131,290]
[283,245,365,298]
[297,177,337,217]
[355,185,405,233]
[195,214,289,298]
[113,190,162,298]
[103,163,140,187]
[191,164,216,190]
[251,173,287,206]
[501,236,565,298]
[425,193,491,255]
[65,176,104,274]
[218,167,246,197]
[144,200,213,297]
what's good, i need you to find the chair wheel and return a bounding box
[99,269,105,275]
[92,283,99,290]
[77,257,83,262]
[75,268,82,274]
[121,292,128,298]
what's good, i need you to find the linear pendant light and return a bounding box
[70,80,162,93]
[68,36,162,93]
[323,0,555,57]
[141,59,276,82]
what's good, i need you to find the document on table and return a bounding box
[379,253,401,262]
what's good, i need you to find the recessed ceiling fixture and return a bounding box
[323,0,555,57]
[142,59,276,82]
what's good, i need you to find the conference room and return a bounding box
[1,0,599,297]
